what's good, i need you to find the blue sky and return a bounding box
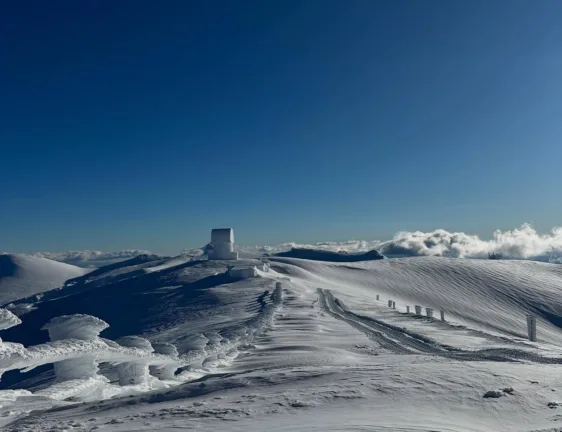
[1,0,561,254]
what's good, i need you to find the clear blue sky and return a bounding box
[1,0,561,254]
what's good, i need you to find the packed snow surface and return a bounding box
[1,254,562,431]
[0,254,90,305]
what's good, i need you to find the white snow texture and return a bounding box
[2,232,562,431]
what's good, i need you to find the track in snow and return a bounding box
[317,288,562,364]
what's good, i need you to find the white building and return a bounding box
[228,266,258,279]
[208,228,239,260]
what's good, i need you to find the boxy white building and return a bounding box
[207,228,239,260]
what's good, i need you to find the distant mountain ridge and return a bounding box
[273,247,385,262]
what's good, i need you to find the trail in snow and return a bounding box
[317,288,562,364]
[269,256,562,346]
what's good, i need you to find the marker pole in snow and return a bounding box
[440,310,445,322]
[376,295,379,300]
[527,315,537,341]
[388,300,393,307]
[406,305,410,313]
[392,301,396,309]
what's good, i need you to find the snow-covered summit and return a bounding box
[3,251,562,431]
[0,254,90,306]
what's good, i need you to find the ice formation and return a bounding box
[115,336,155,385]
[42,315,109,381]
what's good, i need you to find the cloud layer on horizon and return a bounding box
[16,223,562,266]
[241,224,562,263]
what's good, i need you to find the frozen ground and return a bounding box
[1,254,562,431]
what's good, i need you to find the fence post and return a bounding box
[406,305,410,313]
[388,300,393,307]
[425,308,434,318]
[414,305,422,315]
[527,315,537,341]
[440,310,445,322]
[392,301,396,309]
[376,295,379,300]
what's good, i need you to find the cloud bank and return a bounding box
[242,224,562,263]
[17,224,562,266]
[378,224,562,262]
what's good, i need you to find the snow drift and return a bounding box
[269,256,562,345]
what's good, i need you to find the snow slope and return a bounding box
[2,255,562,431]
[0,254,90,306]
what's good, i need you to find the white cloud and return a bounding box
[241,223,562,263]
[18,224,562,267]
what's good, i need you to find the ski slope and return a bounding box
[0,254,90,306]
[1,254,562,431]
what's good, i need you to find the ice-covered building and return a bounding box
[228,266,258,279]
[207,228,238,260]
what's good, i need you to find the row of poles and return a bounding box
[377,294,538,342]
[377,294,446,322]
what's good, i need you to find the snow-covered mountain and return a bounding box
[0,254,90,306]
[26,250,155,268]
[2,252,562,431]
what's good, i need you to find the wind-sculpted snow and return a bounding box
[318,288,562,364]
[177,283,283,369]
[0,308,21,331]
[270,257,562,345]
[4,254,562,431]
[0,338,181,375]
[0,282,283,397]
[42,314,109,341]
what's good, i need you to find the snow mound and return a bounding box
[273,248,385,262]
[0,254,90,306]
[270,256,562,344]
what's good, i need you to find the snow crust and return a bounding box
[2,254,562,431]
